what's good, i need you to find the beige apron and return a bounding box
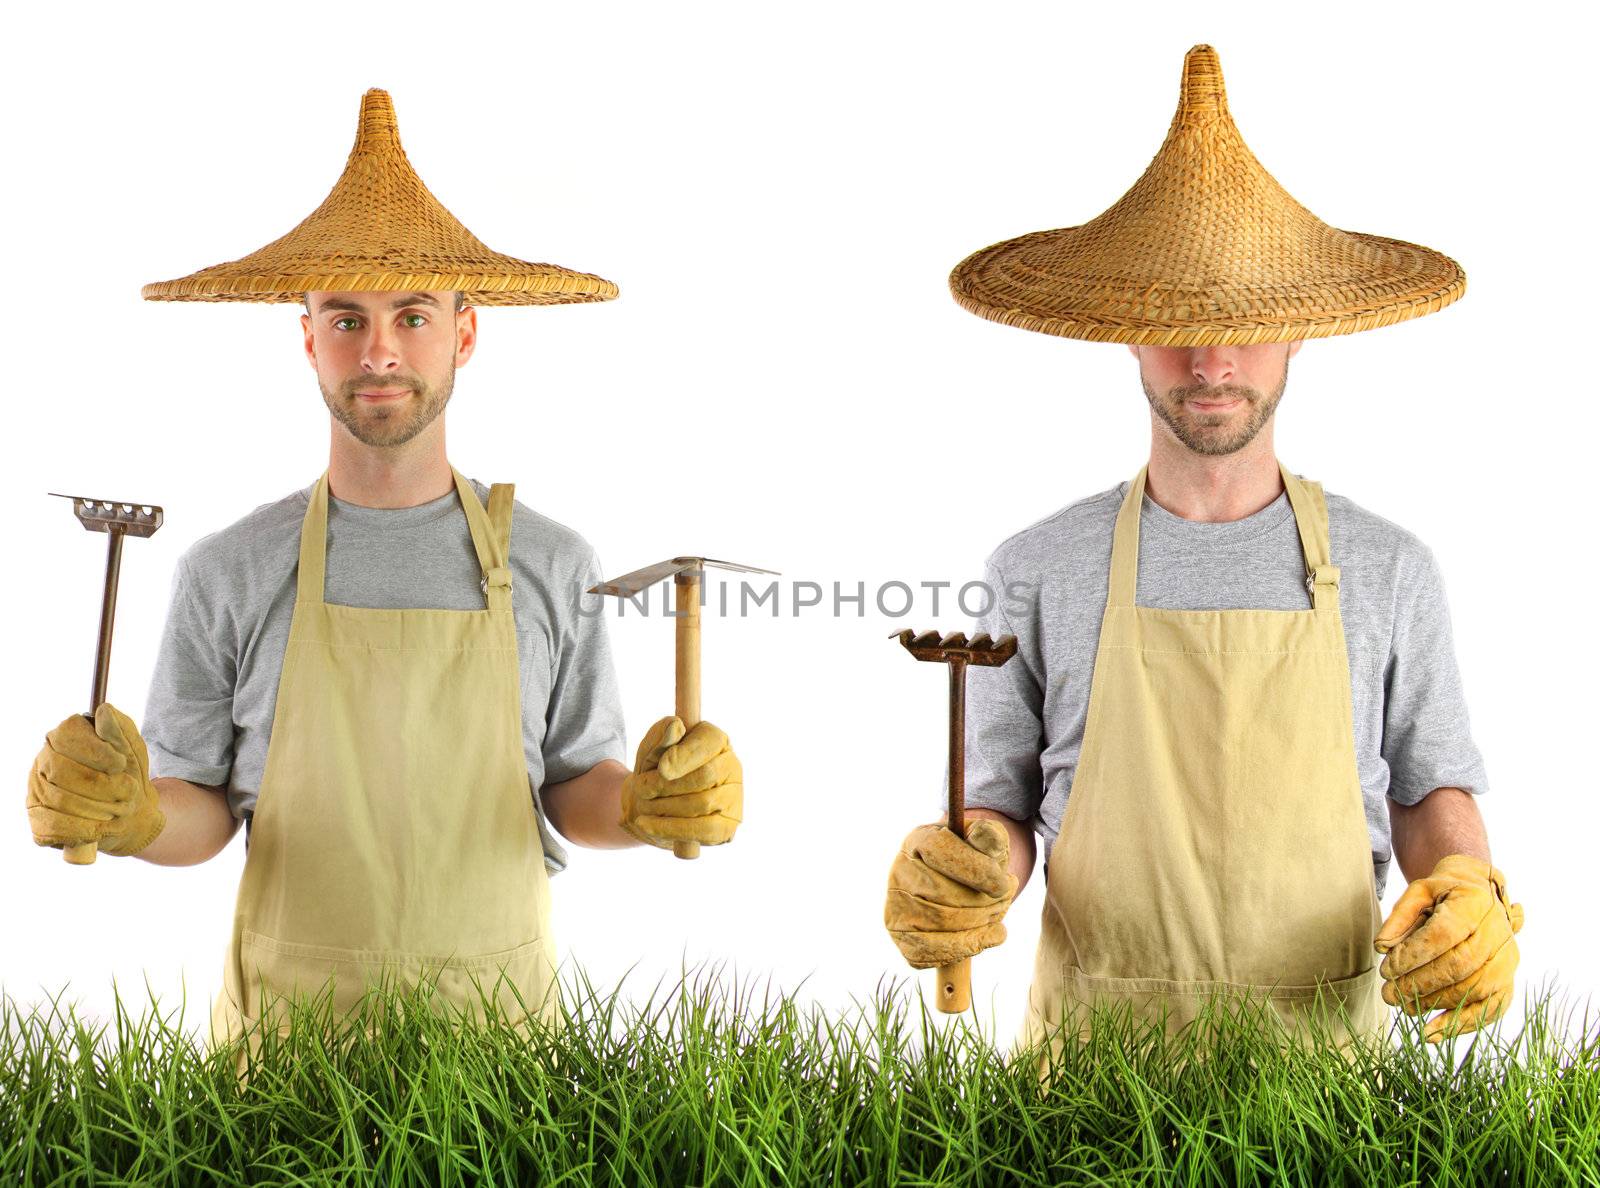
[1018,461,1387,1064]
[208,467,558,1069]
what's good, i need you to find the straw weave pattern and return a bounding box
[143,90,616,306]
[949,46,1465,345]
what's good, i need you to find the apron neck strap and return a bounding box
[1107,466,1149,608]
[1108,461,1338,611]
[297,473,332,606]
[1277,462,1340,612]
[454,467,516,611]
[295,469,517,610]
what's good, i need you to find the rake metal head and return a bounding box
[48,493,164,537]
[890,628,1018,666]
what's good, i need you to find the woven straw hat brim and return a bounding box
[949,46,1465,346]
[143,90,616,307]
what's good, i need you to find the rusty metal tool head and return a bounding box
[589,555,777,860]
[891,628,1018,1013]
[48,492,166,866]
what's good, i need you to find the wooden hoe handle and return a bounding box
[673,570,701,861]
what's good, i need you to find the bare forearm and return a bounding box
[1388,786,1490,884]
[136,777,240,866]
[542,759,641,849]
[962,807,1038,893]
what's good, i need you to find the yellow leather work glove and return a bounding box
[1374,853,1525,1043]
[885,819,1018,969]
[26,703,167,858]
[620,716,742,848]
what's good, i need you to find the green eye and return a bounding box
[334,317,358,331]
[404,314,426,328]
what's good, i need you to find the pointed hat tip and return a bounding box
[353,87,401,154]
[1178,43,1229,121]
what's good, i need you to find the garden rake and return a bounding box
[47,491,165,865]
[891,628,1018,1012]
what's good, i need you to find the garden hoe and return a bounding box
[891,628,1018,1013]
[590,555,777,860]
[47,491,165,866]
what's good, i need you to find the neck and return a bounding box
[326,418,454,508]
[1144,429,1282,523]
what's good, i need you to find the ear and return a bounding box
[454,305,478,367]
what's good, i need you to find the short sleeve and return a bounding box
[142,557,237,790]
[953,556,1047,826]
[1382,544,1489,805]
[540,548,629,787]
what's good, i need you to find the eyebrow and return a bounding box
[315,293,442,313]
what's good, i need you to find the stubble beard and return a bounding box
[321,362,455,449]
[1142,356,1288,457]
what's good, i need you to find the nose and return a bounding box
[360,319,403,374]
[1189,346,1238,389]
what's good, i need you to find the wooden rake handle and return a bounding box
[935,959,973,1014]
[937,658,971,1013]
[65,526,130,866]
[890,630,1017,1015]
[672,571,701,861]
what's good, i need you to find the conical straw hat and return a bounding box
[143,89,617,306]
[949,45,1465,346]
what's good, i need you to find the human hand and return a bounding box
[885,819,1018,969]
[620,716,742,851]
[26,702,167,858]
[1374,854,1525,1042]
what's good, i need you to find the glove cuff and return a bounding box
[618,812,668,850]
[1430,853,1493,884]
[1433,853,1523,930]
[104,807,167,857]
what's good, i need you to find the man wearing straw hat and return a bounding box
[24,89,744,1056]
[884,45,1524,1053]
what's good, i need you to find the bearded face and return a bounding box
[1135,343,1293,457]
[302,291,467,449]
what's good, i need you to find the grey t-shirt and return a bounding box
[957,475,1488,900]
[141,476,629,875]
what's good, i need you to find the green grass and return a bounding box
[2,967,1596,1186]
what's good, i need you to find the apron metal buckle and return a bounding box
[1306,564,1341,592]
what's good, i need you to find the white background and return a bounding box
[3,2,1594,1052]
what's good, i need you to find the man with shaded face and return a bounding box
[883,46,1523,1058]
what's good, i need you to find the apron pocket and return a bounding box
[238,929,559,1030]
[1034,961,1385,1046]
